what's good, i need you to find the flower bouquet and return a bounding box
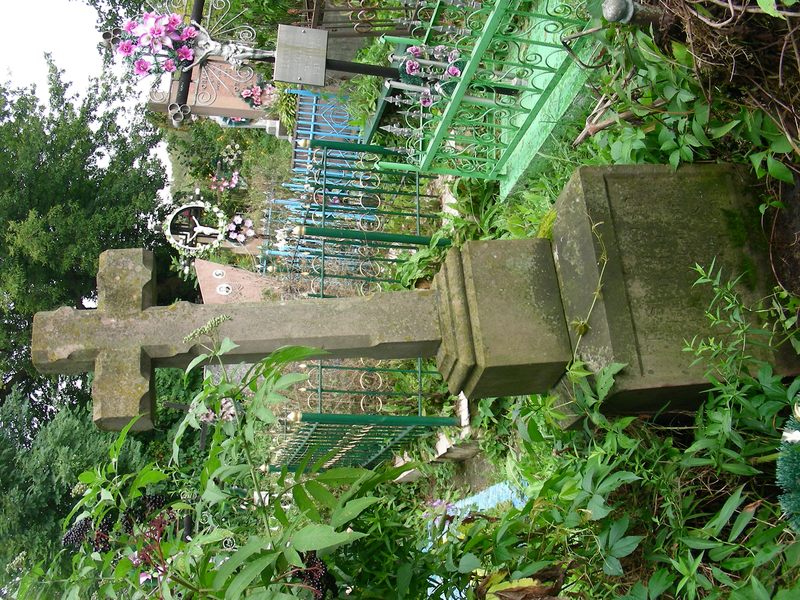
[226,215,256,244]
[241,83,278,109]
[115,11,199,77]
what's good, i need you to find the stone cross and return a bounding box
[33,242,569,430]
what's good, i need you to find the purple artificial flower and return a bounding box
[420,93,433,108]
[133,59,152,76]
[446,65,461,77]
[407,45,422,58]
[123,19,138,34]
[229,231,238,240]
[162,59,177,73]
[181,26,198,40]
[246,228,255,237]
[447,50,461,63]
[149,23,165,39]
[237,233,246,243]
[241,89,253,98]
[117,40,135,57]
[244,219,253,228]
[228,223,237,231]
[176,45,194,62]
[433,45,448,60]
[233,215,243,225]
[166,13,182,31]
[405,60,421,76]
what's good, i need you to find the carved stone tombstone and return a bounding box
[31,165,799,432]
[31,241,569,430]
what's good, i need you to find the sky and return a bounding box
[0,0,173,187]
[0,0,104,96]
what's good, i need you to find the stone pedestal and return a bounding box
[435,238,571,398]
[551,164,798,415]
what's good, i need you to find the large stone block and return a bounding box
[435,238,572,398]
[552,164,798,414]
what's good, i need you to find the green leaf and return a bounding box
[218,337,239,355]
[252,403,275,424]
[669,149,681,170]
[587,493,612,520]
[458,552,482,573]
[397,562,412,599]
[596,471,640,496]
[213,537,267,590]
[749,576,771,600]
[273,372,308,391]
[767,156,795,183]
[611,535,644,558]
[78,470,98,485]
[705,485,744,537]
[709,120,740,139]
[113,557,133,579]
[727,504,757,542]
[305,480,337,509]
[595,363,626,402]
[293,485,322,522]
[185,353,209,375]
[202,480,228,505]
[129,464,168,496]
[680,536,721,550]
[316,467,370,486]
[224,553,276,600]
[602,555,623,576]
[292,524,366,552]
[756,0,783,17]
[694,103,710,127]
[647,568,675,598]
[331,496,381,528]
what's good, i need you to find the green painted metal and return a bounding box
[272,412,459,470]
[418,0,512,172]
[307,139,404,155]
[373,0,592,181]
[297,225,451,247]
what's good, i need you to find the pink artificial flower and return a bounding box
[420,93,433,108]
[447,50,460,63]
[181,26,198,40]
[167,13,182,31]
[123,19,138,34]
[407,46,422,58]
[138,32,153,47]
[241,89,253,98]
[162,59,177,73]
[117,40,135,57]
[405,60,421,75]
[149,23,165,38]
[433,45,447,60]
[133,59,152,76]
[446,65,461,77]
[176,45,194,62]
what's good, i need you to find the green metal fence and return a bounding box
[373,0,591,190]
[271,412,459,471]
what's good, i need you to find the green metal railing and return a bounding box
[271,412,459,471]
[374,0,591,184]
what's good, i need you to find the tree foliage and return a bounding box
[0,60,167,416]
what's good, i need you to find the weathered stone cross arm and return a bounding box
[31,243,570,431]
